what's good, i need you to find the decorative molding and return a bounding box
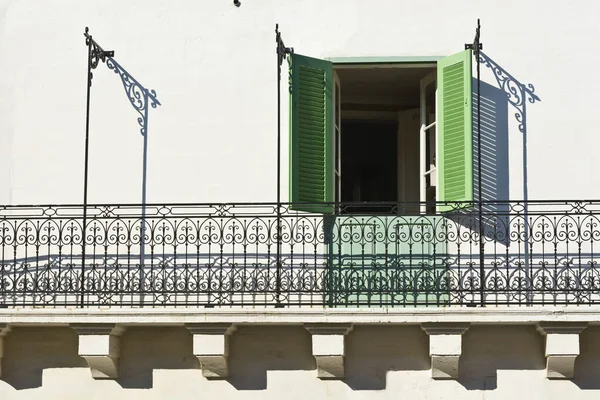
[326,55,443,65]
[421,323,470,379]
[537,322,588,335]
[537,322,587,379]
[71,324,125,379]
[305,323,353,379]
[304,323,353,336]
[6,307,600,324]
[421,323,470,336]
[185,323,236,379]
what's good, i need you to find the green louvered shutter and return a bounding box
[289,53,334,213]
[437,50,473,212]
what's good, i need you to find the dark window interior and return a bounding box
[341,120,398,208]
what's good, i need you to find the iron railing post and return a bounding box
[466,19,484,306]
[81,32,93,308]
[275,24,282,307]
[140,104,149,302]
[475,21,485,307]
[82,27,114,307]
[275,24,291,307]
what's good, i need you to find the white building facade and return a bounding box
[1,0,600,399]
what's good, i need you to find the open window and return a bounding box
[289,51,473,214]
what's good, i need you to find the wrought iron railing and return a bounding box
[0,201,599,307]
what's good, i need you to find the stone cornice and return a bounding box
[3,307,600,326]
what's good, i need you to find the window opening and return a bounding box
[334,65,437,214]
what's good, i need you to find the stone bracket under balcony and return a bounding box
[305,323,353,379]
[0,323,11,377]
[185,323,236,379]
[537,322,588,379]
[421,323,470,379]
[71,324,125,379]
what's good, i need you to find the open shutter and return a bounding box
[437,49,473,211]
[289,53,334,213]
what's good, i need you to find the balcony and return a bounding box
[0,200,598,308]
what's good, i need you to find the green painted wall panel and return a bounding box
[325,215,450,307]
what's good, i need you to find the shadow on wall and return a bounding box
[458,325,545,390]
[6,324,600,392]
[102,57,160,207]
[472,79,511,245]
[227,326,316,390]
[573,327,600,389]
[1,327,88,390]
[344,325,430,390]
[118,327,200,389]
[228,325,431,391]
[452,53,541,245]
[473,80,510,207]
[478,51,541,205]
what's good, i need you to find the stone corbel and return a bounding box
[0,323,11,377]
[537,322,587,379]
[71,324,125,379]
[421,323,470,379]
[305,323,353,379]
[185,323,236,379]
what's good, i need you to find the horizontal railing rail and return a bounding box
[0,200,599,307]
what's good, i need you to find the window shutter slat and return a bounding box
[437,50,473,211]
[289,53,333,213]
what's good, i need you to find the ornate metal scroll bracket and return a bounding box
[105,58,161,136]
[479,51,541,133]
[84,27,114,86]
[465,18,483,57]
[276,24,293,68]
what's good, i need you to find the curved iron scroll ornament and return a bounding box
[84,27,114,83]
[479,52,540,133]
[106,58,161,136]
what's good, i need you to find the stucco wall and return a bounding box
[0,0,598,205]
[1,325,600,399]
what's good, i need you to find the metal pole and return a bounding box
[82,27,114,308]
[81,34,93,308]
[475,19,485,306]
[140,103,149,303]
[274,24,291,307]
[275,24,282,307]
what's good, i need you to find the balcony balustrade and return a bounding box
[0,201,598,307]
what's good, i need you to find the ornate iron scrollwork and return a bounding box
[84,27,114,83]
[1,201,600,307]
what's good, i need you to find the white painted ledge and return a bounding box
[421,323,470,379]
[71,324,125,379]
[537,322,588,379]
[305,323,353,379]
[3,307,600,326]
[185,323,236,379]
